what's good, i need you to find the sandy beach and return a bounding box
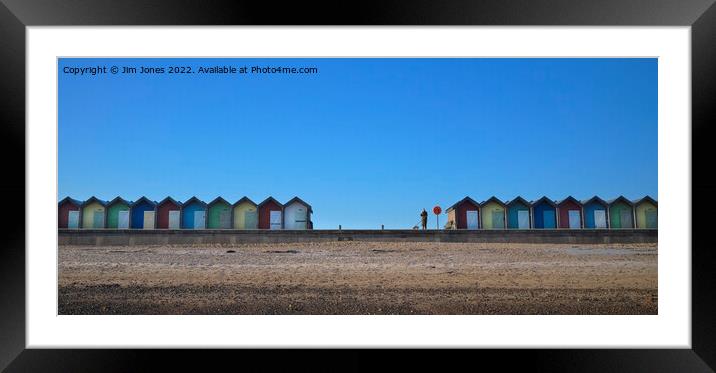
[58,241,657,315]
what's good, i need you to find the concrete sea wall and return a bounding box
[58,229,658,246]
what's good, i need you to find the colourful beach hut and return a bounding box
[634,196,658,229]
[232,197,258,229]
[557,196,583,229]
[181,197,207,229]
[58,197,82,229]
[480,196,507,229]
[207,197,232,229]
[258,197,283,230]
[582,196,609,229]
[81,196,107,229]
[130,197,157,229]
[608,196,635,229]
[283,197,313,230]
[531,196,557,229]
[506,196,531,229]
[156,197,182,229]
[106,196,131,229]
[445,196,481,230]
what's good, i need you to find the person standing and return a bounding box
[420,208,428,230]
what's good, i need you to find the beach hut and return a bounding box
[557,196,583,229]
[283,197,313,230]
[181,197,207,229]
[81,196,107,229]
[58,197,82,229]
[258,197,283,230]
[608,196,635,229]
[445,196,481,230]
[506,196,531,229]
[106,196,131,229]
[156,197,182,229]
[531,196,557,229]
[480,196,507,229]
[207,197,232,229]
[634,196,658,229]
[582,196,609,229]
[232,197,258,229]
[130,197,157,229]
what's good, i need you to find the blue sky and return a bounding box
[58,58,657,229]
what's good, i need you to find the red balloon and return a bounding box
[433,206,442,215]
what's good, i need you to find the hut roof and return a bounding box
[258,196,283,208]
[182,196,207,208]
[233,196,258,207]
[446,196,481,212]
[607,195,634,207]
[556,195,583,207]
[480,196,506,208]
[81,196,108,207]
[284,196,313,213]
[531,196,557,208]
[581,196,609,207]
[208,196,231,207]
[633,195,658,206]
[131,196,157,207]
[505,196,531,207]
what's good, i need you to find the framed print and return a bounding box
[2,0,715,371]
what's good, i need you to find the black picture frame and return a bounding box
[1,0,714,371]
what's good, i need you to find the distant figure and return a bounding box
[420,209,428,230]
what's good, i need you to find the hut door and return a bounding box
[194,211,206,229]
[543,210,556,228]
[568,210,580,229]
[219,210,231,229]
[466,210,478,229]
[645,209,657,228]
[244,210,258,229]
[294,207,307,229]
[620,210,633,228]
[168,210,180,229]
[594,210,607,228]
[270,210,282,230]
[92,210,104,228]
[117,210,129,229]
[68,211,79,228]
[143,211,155,229]
[517,210,530,229]
[492,211,504,229]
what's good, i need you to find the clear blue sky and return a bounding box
[58,58,657,229]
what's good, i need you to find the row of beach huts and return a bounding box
[58,196,312,230]
[445,195,657,229]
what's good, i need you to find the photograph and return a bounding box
[57,57,658,315]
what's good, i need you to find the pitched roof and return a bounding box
[633,195,658,206]
[581,196,609,207]
[81,196,108,207]
[208,196,231,207]
[446,196,481,212]
[58,196,82,207]
[107,196,131,207]
[556,195,582,207]
[258,196,283,208]
[233,196,257,207]
[182,196,207,208]
[284,196,312,213]
[506,196,530,207]
[607,195,634,206]
[480,196,506,207]
[130,196,157,207]
[531,196,557,208]
[157,196,182,207]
